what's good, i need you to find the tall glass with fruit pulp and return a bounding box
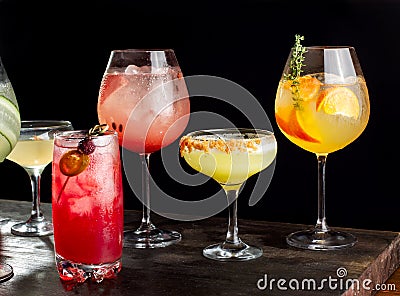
[0,55,21,282]
[98,49,190,248]
[275,35,370,250]
[180,128,277,261]
[6,120,73,237]
[52,128,123,283]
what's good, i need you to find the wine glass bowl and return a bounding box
[6,120,73,237]
[97,49,190,248]
[180,128,277,261]
[98,49,190,154]
[275,36,370,250]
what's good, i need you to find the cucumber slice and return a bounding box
[0,94,20,162]
[0,133,12,162]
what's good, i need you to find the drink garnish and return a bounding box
[316,87,360,119]
[0,94,20,162]
[283,34,308,110]
[57,124,109,202]
[180,135,261,156]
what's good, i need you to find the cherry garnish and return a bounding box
[57,124,109,202]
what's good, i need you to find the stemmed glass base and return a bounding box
[0,263,13,282]
[203,240,262,261]
[0,218,10,225]
[286,229,357,251]
[11,216,53,237]
[203,187,263,261]
[285,155,357,251]
[123,223,181,248]
[123,153,181,249]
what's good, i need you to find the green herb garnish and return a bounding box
[283,34,307,110]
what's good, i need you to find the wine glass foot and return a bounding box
[286,229,357,250]
[123,227,181,248]
[203,241,263,261]
[11,219,53,237]
[0,263,13,282]
[0,217,10,225]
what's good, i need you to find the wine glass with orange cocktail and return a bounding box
[274,35,370,250]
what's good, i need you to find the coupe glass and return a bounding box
[275,36,370,250]
[6,120,73,236]
[180,128,277,261]
[98,49,190,248]
[0,55,21,281]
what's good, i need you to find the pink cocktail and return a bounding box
[52,128,123,283]
[98,65,190,153]
[97,49,190,248]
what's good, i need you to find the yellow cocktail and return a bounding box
[180,132,277,190]
[7,139,53,170]
[180,128,277,261]
[5,120,73,237]
[275,74,369,154]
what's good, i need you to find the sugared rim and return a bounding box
[180,128,275,155]
[184,128,274,138]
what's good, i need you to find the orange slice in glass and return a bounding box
[283,75,322,101]
[316,87,360,119]
[276,110,320,143]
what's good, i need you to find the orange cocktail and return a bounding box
[275,74,369,154]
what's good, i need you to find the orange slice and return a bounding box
[316,87,360,119]
[59,150,90,177]
[283,75,322,101]
[276,110,320,143]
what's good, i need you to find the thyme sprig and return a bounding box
[283,34,307,110]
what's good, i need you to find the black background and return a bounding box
[0,0,395,232]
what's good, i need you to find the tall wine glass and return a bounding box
[6,120,73,237]
[275,35,370,250]
[98,49,190,248]
[180,128,277,261]
[0,56,20,281]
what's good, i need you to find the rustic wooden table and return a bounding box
[0,199,399,296]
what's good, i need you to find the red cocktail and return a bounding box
[52,128,123,283]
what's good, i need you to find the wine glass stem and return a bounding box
[25,168,44,222]
[224,189,241,245]
[315,154,329,233]
[139,153,154,231]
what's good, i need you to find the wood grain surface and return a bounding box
[0,199,399,296]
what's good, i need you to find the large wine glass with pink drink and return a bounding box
[97,49,190,248]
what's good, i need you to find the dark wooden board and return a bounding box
[0,199,398,296]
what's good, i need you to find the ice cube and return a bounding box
[125,65,158,74]
[125,65,141,74]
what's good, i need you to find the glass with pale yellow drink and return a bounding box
[6,120,73,237]
[180,128,277,261]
